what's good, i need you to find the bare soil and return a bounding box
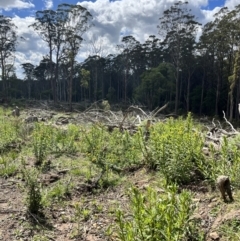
[1,168,240,241]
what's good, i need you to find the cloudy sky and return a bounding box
[0,0,239,78]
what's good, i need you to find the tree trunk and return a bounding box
[174,65,180,114]
[200,69,205,116]
[186,70,191,112]
[215,75,220,116]
[68,59,74,111]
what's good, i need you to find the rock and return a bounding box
[209,232,220,240]
[86,234,98,241]
[12,106,20,117]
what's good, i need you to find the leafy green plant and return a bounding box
[200,134,240,187]
[0,153,18,177]
[219,219,240,240]
[146,113,205,184]
[0,115,19,153]
[116,185,203,241]
[51,129,76,155]
[81,124,142,186]
[23,168,43,214]
[71,201,92,238]
[43,180,72,204]
[32,123,52,165]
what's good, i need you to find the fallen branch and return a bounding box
[222,111,238,133]
[152,102,169,118]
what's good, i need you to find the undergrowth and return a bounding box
[116,185,204,241]
[2,107,240,240]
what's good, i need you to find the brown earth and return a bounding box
[1,167,240,241]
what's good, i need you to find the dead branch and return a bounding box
[152,102,169,118]
[222,111,238,133]
[126,106,149,118]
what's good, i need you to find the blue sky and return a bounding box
[205,0,225,9]
[1,0,228,18]
[0,0,238,78]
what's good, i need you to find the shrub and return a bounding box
[147,113,205,184]
[116,185,203,241]
[23,168,43,214]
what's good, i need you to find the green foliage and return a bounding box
[0,115,20,153]
[0,152,18,177]
[50,124,78,155]
[32,123,79,165]
[23,168,43,214]
[146,113,205,184]
[200,134,240,187]
[43,180,72,205]
[80,68,90,89]
[74,201,91,221]
[219,219,240,241]
[135,62,175,109]
[116,185,203,241]
[82,124,142,184]
[32,123,52,165]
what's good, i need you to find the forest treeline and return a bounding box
[1,1,240,118]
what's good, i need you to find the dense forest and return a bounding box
[1,1,240,118]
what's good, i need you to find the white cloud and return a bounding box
[0,0,34,10]
[78,0,207,58]
[225,0,240,10]
[43,0,53,9]
[12,16,48,78]
[10,0,239,78]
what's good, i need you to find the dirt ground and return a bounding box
[0,167,240,241]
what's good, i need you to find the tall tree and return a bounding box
[158,1,201,113]
[117,36,140,102]
[58,4,92,111]
[80,68,90,100]
[0,15,17,98]
[22,63,35,99]
[29,10,57,102]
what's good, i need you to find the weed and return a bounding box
[32,123,51,165]
[219,219,240,240]
[72,201,91,238]
[147,113,205,184]
[0,153,18,177]
[22,168,43,214]
[44,179,72,203]
[0,115,20,153]
[116,185,203,241]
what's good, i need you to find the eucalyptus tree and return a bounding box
[142,35,162,69]
[158,1,201,113]
[22,63,35,99]
[199,6,240,117]
[29,10,57,102]
[225,5,240,120]
[103,54,117,102]
[33,59,52,99]
[129,43,146,90]
[117,35,140,102]
[79,68,90,100]
[57,3,92,110]
[181,33,198,112]
[0,15,17,97]
[206,7,232,116]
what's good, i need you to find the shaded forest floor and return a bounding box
[1,100,240,241]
